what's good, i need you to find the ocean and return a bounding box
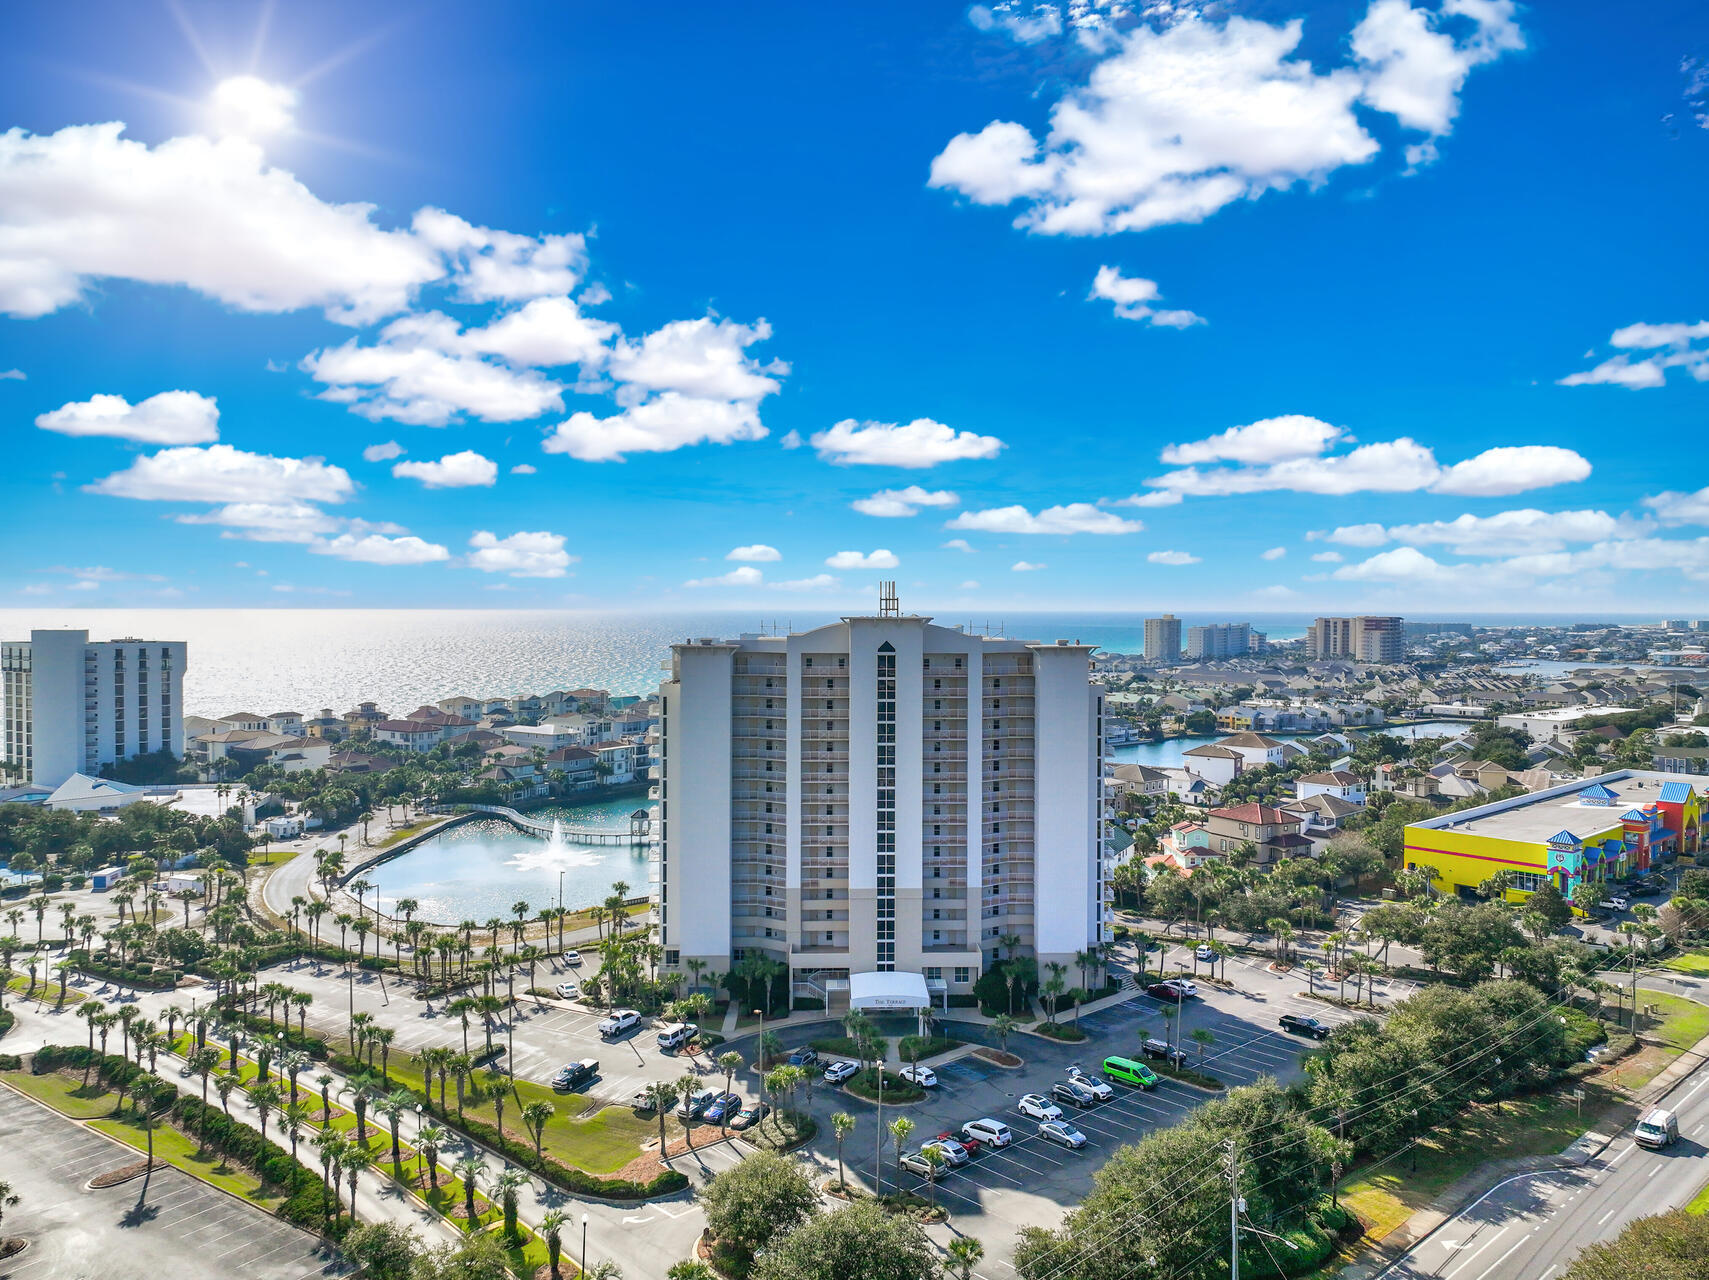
[0,608,1663,720]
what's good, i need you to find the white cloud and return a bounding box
[608,317,783,405]
[177,501,344,543]
[1113,490,1183,508]
[780,430,803,450]
[1011,560,1047,571]
[363,440,404,462]
[411,209,587,305]
[1560,319,1709,389]
[209,76,297,138]
[686,565,764,588]
[1429,445,1591,496]
[1314,523,1390,547]
[1332,545,1471,585]
[771,573,840,592]
[466,530,576,578]
[970,2,1064,43]
[1311,550,1345,563]
[942,538,976,552]
[1646,487,1709,527]
[947,502,1141,535]
[959,579,981,589]
[0,123,443,323]
[36,390,219,444]
[852,486,960,517]
[811,418,1004,468]
[544,392,767,462]
[727,544,782,562]
[826,549,900,570]
[1144,434,1590,500]
[0,368,25,380]
[392,450,499,489]
[1353,0,1523,135]
[1147,549,1201,565]
[931,5,1522,238]
[1261,546,1287,560]
[1161,415,1346,465]
[1385,508,1640,554]
[302,311,569,426]
[89,444,353,504]
[1088,266,1205,327]
[460,294,617,367]
[510,463,537,475]
[311,533,450,566]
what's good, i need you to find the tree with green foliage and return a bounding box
[343,1221,422,1280]
[1563,1210,1709,1280]
[701,1149,818,1268]
[753,1199,942,1280]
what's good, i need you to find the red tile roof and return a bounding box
[1209,802,1295,824]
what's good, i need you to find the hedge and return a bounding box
[324,1047,688,1201]
[34,1043,345,1239]
[68,950,180,990]
[211,1006,331,1060]
[0,1009,14,1039]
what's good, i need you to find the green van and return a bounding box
[1102,1056,1159,1090]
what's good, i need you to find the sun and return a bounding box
[209,75,297,139]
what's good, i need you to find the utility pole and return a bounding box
[1227,1140,1240,1280]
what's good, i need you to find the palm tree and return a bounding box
[416,1122,447,1190]
[888,1115,914,1183]
[716,1052,743,1136]
[447,997,477,1056]
[644,1080,680,1159]
[316,1072,336,1128]
[920,1145,947,1207]
[537,1208,570,1277]
[1189,1027,1215,1067]
[449,1053,474,1119]
[792,1095,838,1193]
[376,1088,412,1168]
[214,1072,240,1127]
[343,1144,373,1223]
[452,1154,486,1223]
[522,1099,555,1162]
[314,1129,346,1219]
[248,1080,282,1151]
[676,1072,700,1152]
[947,1236,985,1280]
[282,1100,311,1164]
[486,1065,510,1139]
[187,1046,221,1147]
[494,1167,528,1242]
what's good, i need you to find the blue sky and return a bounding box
[3,0,1707,614]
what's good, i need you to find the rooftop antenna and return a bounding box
[879,581,900,617]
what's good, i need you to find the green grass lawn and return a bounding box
[3,1067,125,1118]
[1339,1081,1626,1244]
[91,1112,288,1211]
[1662,952,1709,976]
[1598,992,1709,1090]
[1687,1180,1709,1215]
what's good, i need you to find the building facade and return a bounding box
[1403,772,1701,902]
[1,629,187,788]
[1307,616,1405,663]
[1143,615,1182,665]
[655,601,1108,1005]
[1185,622,1252,660]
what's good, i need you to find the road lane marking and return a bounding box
[1469,1235,1529,1280]
[1596,1208,1615,1225]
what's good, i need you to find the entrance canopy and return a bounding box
[849,970,930,1012]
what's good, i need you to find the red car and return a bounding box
[935,1129,980,1155]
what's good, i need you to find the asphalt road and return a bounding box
[0,1086,342,1280]
[1376,1055,1709,1280]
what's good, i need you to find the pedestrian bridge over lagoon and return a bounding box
[428,803,654,846]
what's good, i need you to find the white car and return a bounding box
[1017,1094,1062,1121]
[563,951,584,968]
[1039,1119,1088,1149]
[1066,1066,1113,1101]
[961,1118,1013,1148]
[823,1060,860,1085]
[1195,944,1216,962]
[598,1009,642,1038]
[1599,896,1629,912]
[922,1138,970,1167]
[899,1065,938,1088]
[553,981,580,1000]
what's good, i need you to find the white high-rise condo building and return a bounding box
[1,630,188,788]
[1185,622,1252,660]
[654,590,1108,1008]
[1307,616,1404,664]
[1143,614,1181,664]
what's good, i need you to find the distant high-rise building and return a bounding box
[1307,616,1404,664]
[1143,615,1181,664]
[1,629,187,788]
[1185,623,1252,660]
[655,596,1107,1002]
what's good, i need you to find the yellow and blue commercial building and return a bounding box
[1404,771,1701,902]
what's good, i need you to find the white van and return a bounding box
[961,1118,1014,1148]
[1635,1108,1679,1149]
[656,1022,697,1051]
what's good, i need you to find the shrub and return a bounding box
[1032,1021,1087,1042]
[0,1052,20,1070]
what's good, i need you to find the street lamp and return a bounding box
[581,1213,589,1277]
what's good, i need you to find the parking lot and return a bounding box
[0,1085,342,1280]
